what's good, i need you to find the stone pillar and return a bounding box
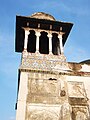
[58,34,64,54]
[48,33,52,54]
[24,30,30,51]
[35,31,41,53]
[16,72,28,120]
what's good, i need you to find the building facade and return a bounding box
[15,12,90,120]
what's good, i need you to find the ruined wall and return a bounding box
[25,72,70,120]
[16,52,90,120]
[25,67,90,120]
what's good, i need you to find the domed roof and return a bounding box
[79,59,90,64]
[29,12,56,21]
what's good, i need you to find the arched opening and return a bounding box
[39,31,49,54]
[52,33,60,55]
[27,30,36,53]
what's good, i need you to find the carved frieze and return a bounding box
[26,104,61,120]
[72,106,90,120]
[21,52,68,72]
[61,102,72,120]
[68,81,88,105]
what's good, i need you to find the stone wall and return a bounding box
[24,70,90,120]
[16,53,90,120]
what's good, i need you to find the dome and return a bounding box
[79,59,90,64]
[29,12,56,21]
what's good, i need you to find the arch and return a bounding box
[39,31,49,54]
[52,33,60,55]
[27,30,36,53]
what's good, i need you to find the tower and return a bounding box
[15,12,90,120]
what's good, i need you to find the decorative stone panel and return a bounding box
[27,78,61,104]
[20,52,68,72]
[26,104,61,120]
[68,81,88,105]
[72,106,90,120]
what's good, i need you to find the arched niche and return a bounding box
[27,30,36,53]
[52,33,60,55]
[39,31,49,54]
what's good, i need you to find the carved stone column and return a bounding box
[61,102,72,120]
[24,29,30,51]
[58,34,64,54]
[48,33,52,54]
[35,31,41,53]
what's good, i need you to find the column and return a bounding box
[35,31,41,53]
[24,30,30,51]
[48,33,52,54]
[58,34,64,54]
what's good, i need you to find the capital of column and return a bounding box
[58,34,62,39]
[25,30,30,36]
[35,31,41,37]
[47,33,52,38]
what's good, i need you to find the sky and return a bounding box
[0,0,90,120]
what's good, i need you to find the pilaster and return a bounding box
[16,72,28,120]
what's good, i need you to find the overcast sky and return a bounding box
[0,0,90,120]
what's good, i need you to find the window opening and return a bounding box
[27,30,36,53]
[52,33,60,55]
[39,31,49,54]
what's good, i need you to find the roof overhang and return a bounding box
[15,15,73,52]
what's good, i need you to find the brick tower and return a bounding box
[15,12,90,120]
